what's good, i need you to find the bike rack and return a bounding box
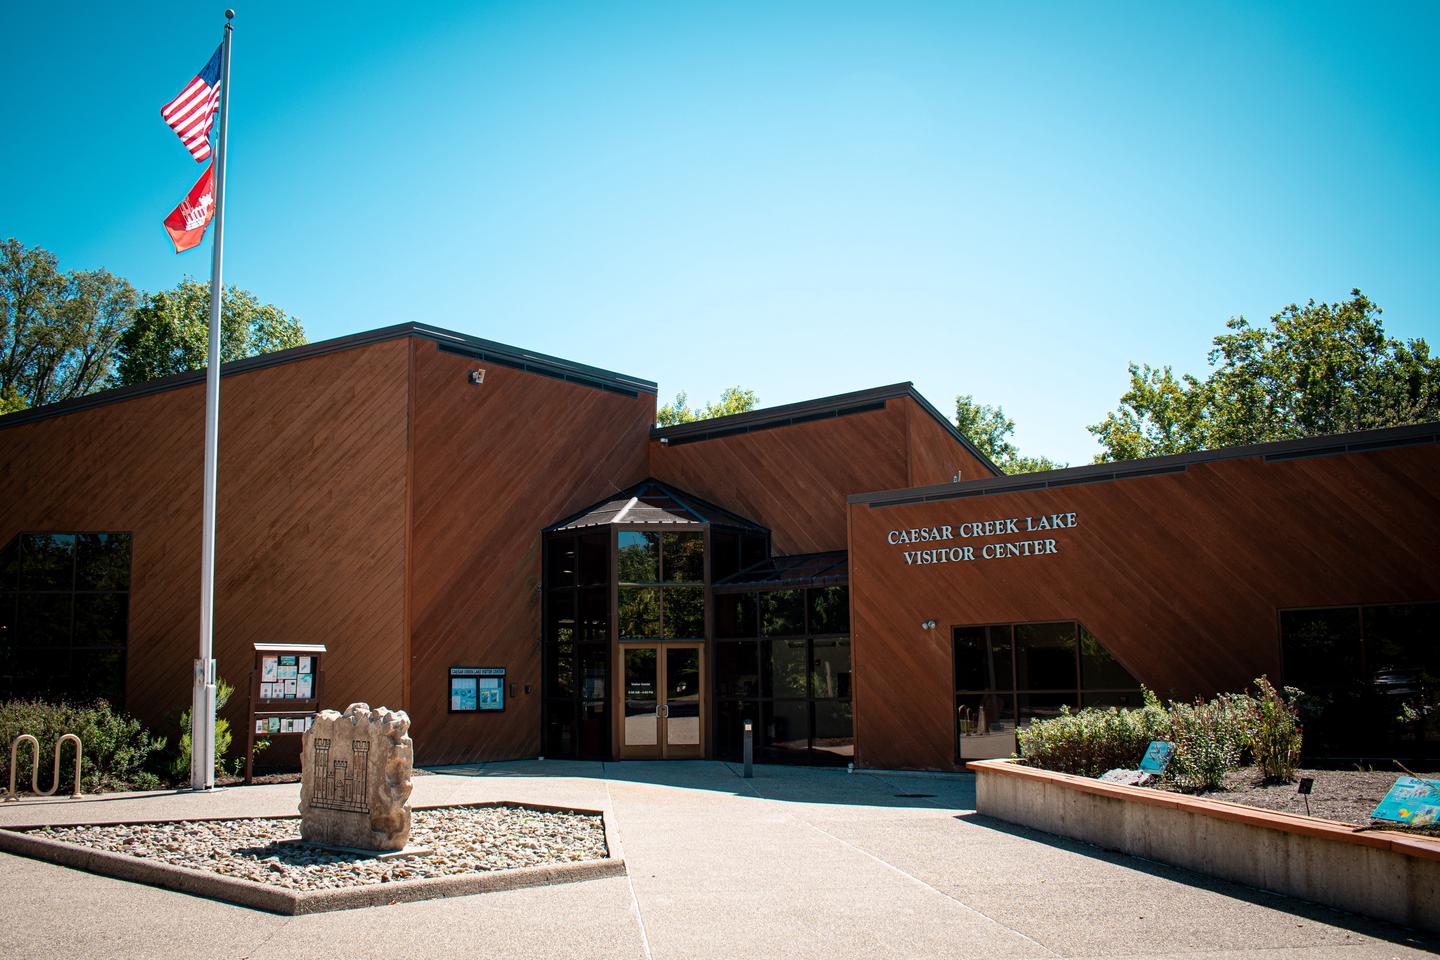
[3,733,83,801]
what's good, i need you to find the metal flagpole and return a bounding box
[191,9,235,792]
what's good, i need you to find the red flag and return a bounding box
[164,163,216,253]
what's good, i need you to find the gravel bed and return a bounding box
[28,805,608,890]
[1155,766,1440,834]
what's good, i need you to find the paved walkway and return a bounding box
[0,760,1435,959]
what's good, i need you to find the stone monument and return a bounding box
[300,702,413,852]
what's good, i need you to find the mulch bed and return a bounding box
[1161,766,1440,833]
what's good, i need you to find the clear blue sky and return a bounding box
[3,1,1436,464]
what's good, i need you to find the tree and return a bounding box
[0,238,141,409]
[117,279,306,385]
[954,394,1063,475]
[656,386,758,426]
[1089,290,1440,462]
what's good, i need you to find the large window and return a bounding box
[0,533,132,705]
[953,621,1140,761]
[542,531,611,758]
[713,585,852,765]
[617,531,705,641]
[1281,602,1439,759]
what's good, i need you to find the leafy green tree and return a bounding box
[1089,290,1440,462]
[954,394,1063,475]
[117,278,306,386]
[656,386,758,426]
[0,238,141,408]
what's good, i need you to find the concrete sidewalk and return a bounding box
[1,760,1435,959]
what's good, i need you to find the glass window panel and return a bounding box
[957,693,1017,760]
[577,532,608,586]
[578,588,609,642]
[18,593,71,648]
[72,593,126,648]
[21,534,76,591]
[545,591,575,645]
[544,701,577,757]
[710,529,741,582]
[577,700,609,757]
[954,625,1013,692]
[1082,691,1146,709]
[661,586,704,639]
[0,593,15,650]
[762,700,811,760]
[715,640,760,698]
[579,644,609,701]
[1363,603,1440,674]
[1079,625,1139,691]
[1361,603,1440,753]
[1015,622,1078,690]
[4,648,53,701]
[714,593,757,639]
[546,536,577,588]
[545,640,576,697]
[812,700,854,763]
[761,589,804,637]
[618,587,660,640]
[0,538,18,591]
[808,586,849,635]
[763,638,808,698]
[624,702,659,746]
[1017,692,1075,726]
[623,647,658,701]
[75,534,131,591]
[714,700,758,762]
[810,637,851,699]
[73,648,124,704]
[661,532,705,583]
[740,534,767,571]
[617,531,660,583]
[1281,608,1363,691]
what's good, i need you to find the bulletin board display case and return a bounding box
[244,642,327,783]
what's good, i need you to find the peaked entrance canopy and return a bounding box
[546,479,767,534]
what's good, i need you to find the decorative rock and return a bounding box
[299,702,414,851]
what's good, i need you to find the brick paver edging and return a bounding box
[0,801,626,916]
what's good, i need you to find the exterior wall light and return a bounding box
[469,368,485,384]
[920,619,937,631]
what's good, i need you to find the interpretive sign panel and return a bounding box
[450,667,505,712]
[1372,777,1440,826]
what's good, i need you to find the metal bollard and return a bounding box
[743,719,753,779]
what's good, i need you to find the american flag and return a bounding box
[161,44,223,162]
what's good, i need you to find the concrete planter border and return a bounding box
[967,758,1440,932]
[0,800,625,916]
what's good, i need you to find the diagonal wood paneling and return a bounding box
[847,443,1440,772]
[406,341,654,765]
[0,339,411,763]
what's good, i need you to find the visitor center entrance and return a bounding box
[621,643,704,759]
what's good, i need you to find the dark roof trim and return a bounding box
[0,322,657,432]
[712,550,850,591]
[543,477,768,533]
[650,382,1003,475]
[850,421,1440,509]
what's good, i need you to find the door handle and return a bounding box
[656,703,669,719]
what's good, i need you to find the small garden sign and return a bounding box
[1371,777,1440,827]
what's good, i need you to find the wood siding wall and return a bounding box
[406,341,654,765]
[848,443,1440,772]
[0,340,412,755]
[651,397,977,555]
[905,401,995,487]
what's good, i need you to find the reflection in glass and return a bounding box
[710,529,741,582]
[21,534,76,591]
[715,592,757,639]
[761,589,804,637]
[545,640,576,697]
[715,640,760,697]
[578,588,608,642]
[1015,622,1078,690]
[580,645,608,700]
[763,700,810,758]
[1079,625,1139,690]
[954,625,1013,692]
[577,532,608,586]
[624,702,659,746]
[808,586,849,634]
[618,587,660,639]
[764,638,808,698]
[1018,691,1074,726]
[546,536,577,588]
[545,591,575,645]
[624,647,657,700]
[76,534,131,591]
[957,693,1016,759]
[662,532,704,583]
[662,586,704,638]
[544,702,577,756]
[812,700,854,758]
[617,531,660,583]
[810,638,851,698]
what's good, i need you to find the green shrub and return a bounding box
[0,698,166,794]
[1249,676,1303,782]
[1165,696,1247,791]
[1016,690,1169,777]
[172,677,241,780]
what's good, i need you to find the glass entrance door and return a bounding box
[620,643,705,759]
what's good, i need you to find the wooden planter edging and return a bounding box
[966,758,1440,933]
[0,801,626,916]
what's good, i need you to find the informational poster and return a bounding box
[449,666,505,712]
[267,717,280,733]
[261,656,278,682]
[450,676,478,712]
[1372,777,1440,826]
[477,676,504,710]
[296,674,313,699]
[299,656,312,675]
[284,678,297,697]
[278,655,298,680]
[1139,741,1176,774]
[255,719,265,734]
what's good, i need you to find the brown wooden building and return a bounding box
[2,323,1436,769]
